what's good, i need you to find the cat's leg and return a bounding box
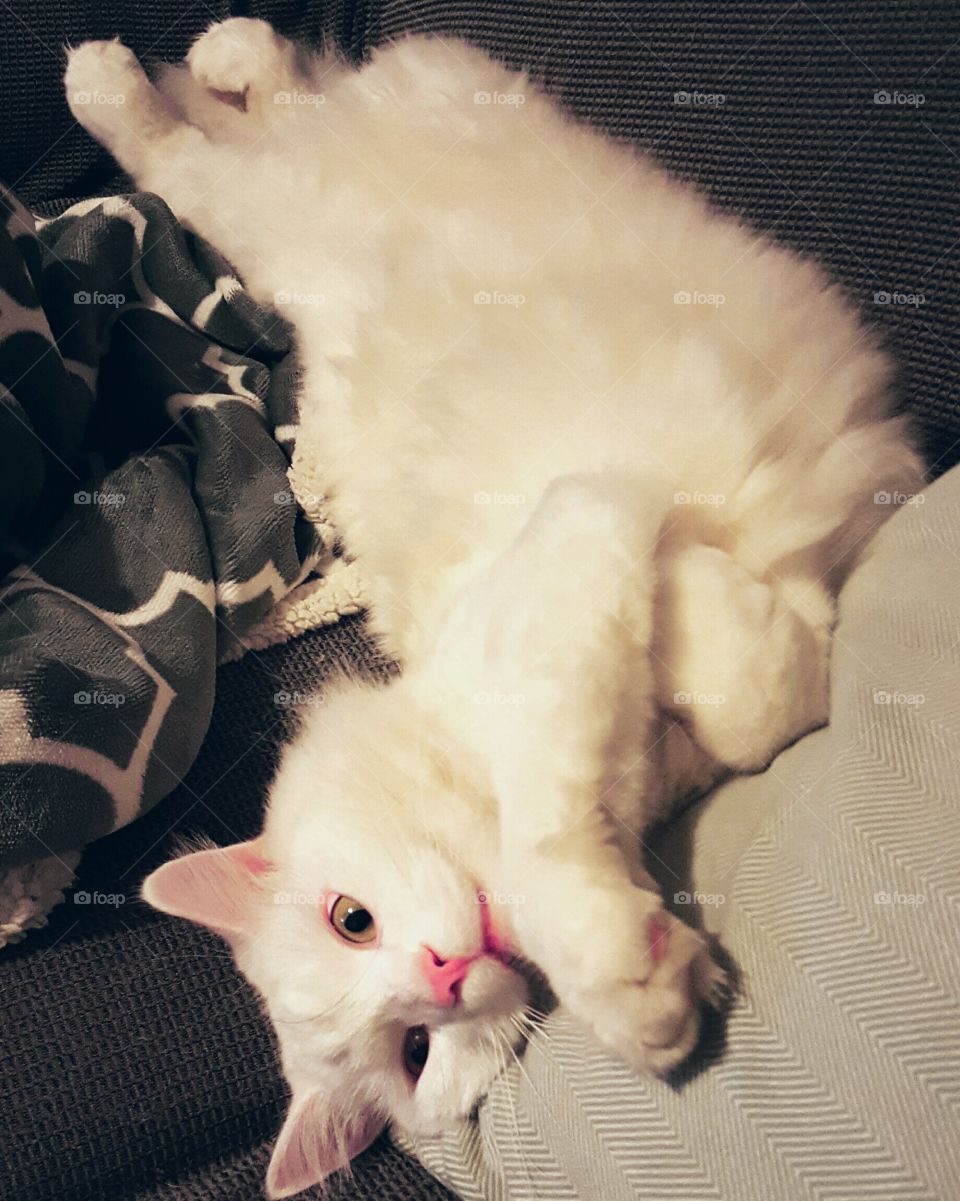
[65,41,202,184]
[442,473,724,1073]
[655,542,832,771]
[65,40,283,275]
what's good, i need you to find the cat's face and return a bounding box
[143,682,529,1198]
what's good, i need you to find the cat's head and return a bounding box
[142,680,528,1198]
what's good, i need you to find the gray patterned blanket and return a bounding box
[0,183,321,901]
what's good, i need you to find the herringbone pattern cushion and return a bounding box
[404,464,960,1200]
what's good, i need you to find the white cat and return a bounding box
[66,21,922,1198]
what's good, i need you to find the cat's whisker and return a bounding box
[515,1007,555,1047]
[507,1013,535,1050]
[501,1024,550,1109]
[494,1028,537,1194]
[511,1017,552,1063]
[522,1004,554,1024]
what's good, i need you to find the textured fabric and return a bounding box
[403,466,960,1201]
[0,182,331,877]
[0,615,452,1201]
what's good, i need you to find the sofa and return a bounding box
[1,3,957,1200]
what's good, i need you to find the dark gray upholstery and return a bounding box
[0,617,455,1201]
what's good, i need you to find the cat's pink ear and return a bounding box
[141,839,271,934]
[266,1089,383,1198]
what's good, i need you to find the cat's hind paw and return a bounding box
[66,40,143,124]
[66,40,177,153]
[187,18,300,110]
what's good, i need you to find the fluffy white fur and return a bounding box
[66,21,923,1197]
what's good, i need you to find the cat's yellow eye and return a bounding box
[329,895,377,944]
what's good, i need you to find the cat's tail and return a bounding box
[655,414,923,771]
[723,414,924,587]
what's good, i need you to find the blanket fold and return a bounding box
[0,181,334,920]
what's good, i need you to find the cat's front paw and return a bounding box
[568,904,725,1074]
[524,882,725,1074]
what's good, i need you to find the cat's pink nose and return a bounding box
[419,946,476,1006]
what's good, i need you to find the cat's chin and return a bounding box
[391,1007,528,1137]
